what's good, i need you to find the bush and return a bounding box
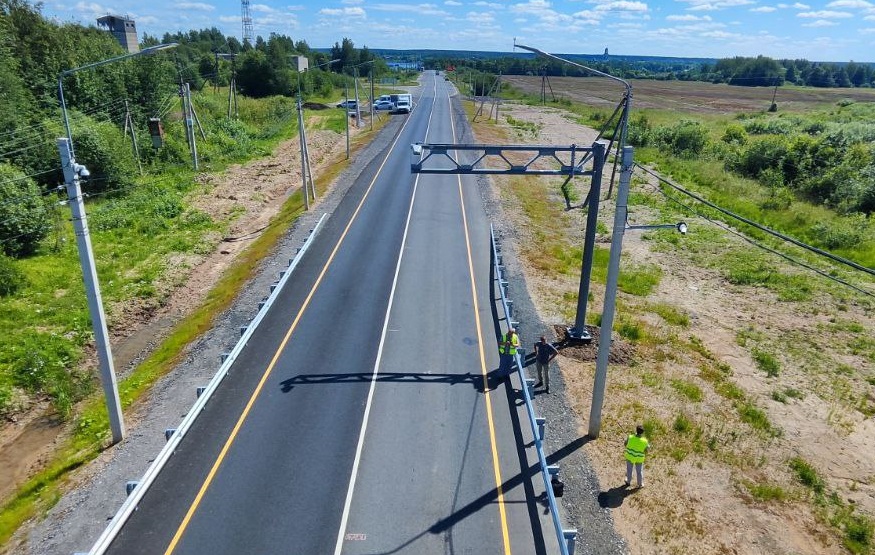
[72,116,138,194]
[810,213,870,249]
[728,135,789,180]
[0,253,26,296]
[653,120,709,158]
[0,164,51,257]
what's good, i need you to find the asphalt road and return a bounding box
[104,71,553,555]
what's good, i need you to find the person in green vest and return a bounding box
[497,327,519,379]
[624,424,649,488]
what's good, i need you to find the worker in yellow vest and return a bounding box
[497,327,519,379]
[624,424,649,488]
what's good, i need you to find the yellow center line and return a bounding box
[162,112,418,555]
[449,90,513,554]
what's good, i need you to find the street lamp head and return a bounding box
[74,163,90,178]
[677,222,688,235]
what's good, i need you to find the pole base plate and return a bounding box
[565,327,592,345]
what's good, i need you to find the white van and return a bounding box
[394,99,411,114]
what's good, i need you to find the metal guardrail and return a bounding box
[82,214,328,555]
[490,224,577,555]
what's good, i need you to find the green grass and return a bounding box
[744,481,787,502]
[752,348,781,378]
[789,456,825,495]
[647,302,690,327]
[671,379,704,402]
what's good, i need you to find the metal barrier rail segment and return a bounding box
[84,214,328,555]
[490,224,576,555]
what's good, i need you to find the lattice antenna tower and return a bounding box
[241,0,254,44]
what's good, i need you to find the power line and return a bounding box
[635,163,875,277]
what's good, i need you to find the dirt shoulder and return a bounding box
[470,100,874,555]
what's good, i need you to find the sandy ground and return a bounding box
[471,100,874,555]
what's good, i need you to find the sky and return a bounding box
[41,0,875,62]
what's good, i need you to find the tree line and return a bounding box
[429,53,875,89]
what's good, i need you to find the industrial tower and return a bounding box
[241,0,254,44]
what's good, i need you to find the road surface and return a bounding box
[104,70,552,555]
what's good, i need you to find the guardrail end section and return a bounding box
[164,428,176,442]
[125,481,139,496]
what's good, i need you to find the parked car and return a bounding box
[336,100,357,109]
[374,100,393,110]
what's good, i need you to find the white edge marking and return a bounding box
[332,75,439,555]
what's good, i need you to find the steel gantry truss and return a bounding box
[411,140,607,345]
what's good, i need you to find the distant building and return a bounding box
[97,15,138,53]
[291,56,308,72]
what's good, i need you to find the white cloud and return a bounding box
[218,15,239,23]
[466,10,495,23]
[826,0,873,8]
[177,2,214,11]
[372,3,449,16]
[860,25,875,31]
[797,10,852,17]
[445,0,463,4]
[666,13,712,20]
[700,30,742,38]
[802,19,839,26]
[792,2,810,7]
[866,13,875,18]
[251,4,277,13]
[473,1,502,7]
[319,6,366,17]
[341,0,363,4]
[594,1,648,12]
[750,6,777,12]
[679,0,754,11]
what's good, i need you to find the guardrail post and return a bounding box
[279,270,286,278]
[258,300,266,310]
[125,481,139,496]
[506,300,513,317]
[239,325,247,337]
[525,378,535,397]
[196,386,207,398]
[563,530,578,555]
[164,429,176,441]
[536,417,546,440]
[270,281,279,293]
[219,353,230,363]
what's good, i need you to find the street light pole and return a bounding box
[589,146,634,438]
[57,42,177,445]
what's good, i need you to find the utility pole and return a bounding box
[122,100,142,174]
[296,95,310,211]
[57,138,125,444]
[370,70,375,131]
[353,68,362,127]
[345,81,350,159]
[181,81,199,170]
[589,146,634,438]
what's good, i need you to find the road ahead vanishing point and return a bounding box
[103,71,552,555]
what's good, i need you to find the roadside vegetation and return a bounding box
[461,74,874,553]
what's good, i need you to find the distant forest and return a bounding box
[390,50,875,89]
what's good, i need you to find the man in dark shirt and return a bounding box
[534,335,559,393]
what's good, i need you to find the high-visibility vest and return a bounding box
[499,333,519,355]
[625,434,649,463]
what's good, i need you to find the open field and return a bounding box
[467,91,875,554]
[503,75,875,115]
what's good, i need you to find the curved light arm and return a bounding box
[513,40,631,96]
